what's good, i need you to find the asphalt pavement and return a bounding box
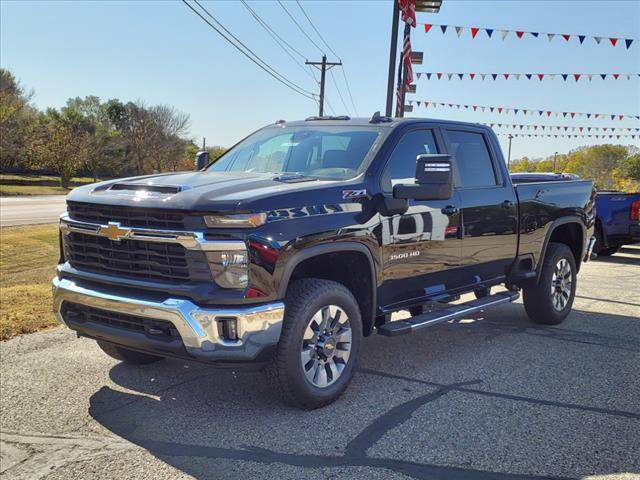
[0,195,67,227]
[1,246,639,480]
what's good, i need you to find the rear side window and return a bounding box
[382,129,439,191]
[446,130,497,188]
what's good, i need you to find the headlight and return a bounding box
[205,250,249,289]
[204,213,266,228]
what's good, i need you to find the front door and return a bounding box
[442,128,518,288]
[378,128,464,310]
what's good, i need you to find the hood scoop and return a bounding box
[109,183,186,195]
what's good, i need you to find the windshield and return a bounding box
[207,125,383,180]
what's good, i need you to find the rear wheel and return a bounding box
[523,243,576,325]
[97,341,165,365]
[267,279,362,409]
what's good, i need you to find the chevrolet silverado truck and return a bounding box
[53,114,596,409]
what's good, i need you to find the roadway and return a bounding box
[1,246,639,479]
[0,195,67,227]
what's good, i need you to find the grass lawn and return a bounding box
[0,223,60,340]
[0,173,100,183]
[0,184,74,196]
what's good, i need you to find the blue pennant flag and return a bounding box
[563,112,568,117]
[538,110,543,115]
[611,115,615,120]
[525,74,532,80]
[441,25,448,34]
[426,73,432,80]
[626,39,634,49]
[530,32,539,38]
[491,73,498,80]
[562,74,568,81]
[600,74,607,80]
[514,109,519,114]
[587,113,591,118]
[490,107,495,112]
[486,28,494,38]
[578,35,586,44]
[458,73,464,80]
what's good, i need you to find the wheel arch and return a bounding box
[277,242,378,336]
[537,217,586,280]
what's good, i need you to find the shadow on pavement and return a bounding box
[595,247,640,265]
[88,306,640,480]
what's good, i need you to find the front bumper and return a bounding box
[52,276,284,363]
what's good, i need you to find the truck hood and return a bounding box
[66,171,362,213]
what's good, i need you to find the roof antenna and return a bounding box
[370,111,381,124]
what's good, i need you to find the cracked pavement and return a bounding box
[1,246,639,479]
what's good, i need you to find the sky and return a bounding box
[1,0,639,161]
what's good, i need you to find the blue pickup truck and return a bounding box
[593,191,640,255]
[510,173,639,256]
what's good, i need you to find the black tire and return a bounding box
[523,242,577,325]
[267,279,362,409]
[97,341,165,365]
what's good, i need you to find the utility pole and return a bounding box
[507,134,514,169]
[554,151,558,172]
[202,137,206,151]
[306,55,342,116]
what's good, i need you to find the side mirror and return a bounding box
[195,151,210,171]
[393,154,453,200]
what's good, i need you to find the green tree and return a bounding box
[0,69,35,170]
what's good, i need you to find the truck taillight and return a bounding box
[631,200,640,221]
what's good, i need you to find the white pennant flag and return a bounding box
[455,26,464,37]
[626,74,631,80]
[481,106,486,112]
[417,72,422,79]
[500,30,509,40]
[547,33,555,42]
[505,109,511,114]
[587,74,593,81]
[447,73,454,80]
[514,74,521,80]
[549,74,556,80]
[480,73,486,81]
[594,36,602,44]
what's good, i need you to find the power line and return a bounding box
[277,0,325,55]
[294,0,359,116]
[330,69,351,116]
[182,0,317,101]
[295,0,339,59]
[239,0,317,84]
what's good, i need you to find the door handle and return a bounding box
[441,205,459,216]
[501,200,515,209]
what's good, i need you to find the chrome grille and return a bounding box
[63,231,213,283]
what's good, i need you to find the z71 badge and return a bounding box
[342,189,368,199]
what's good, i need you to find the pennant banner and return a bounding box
[420,23,637,50]
[407,100,640,121]
[415,72,639,81]
[483,123,639,133]
[495,133,637,139]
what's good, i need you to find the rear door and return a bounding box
[442,128,518,286]
[378,126,464,309]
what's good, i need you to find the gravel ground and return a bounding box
[1,246,639,480]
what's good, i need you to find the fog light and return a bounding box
[217,317,238,341]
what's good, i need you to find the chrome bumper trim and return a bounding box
[59,214,246,252]
[52,277,284,361]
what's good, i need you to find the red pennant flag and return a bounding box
[523,109,527,114]
[424,24,433,33]
[498,107,503,113]
[534,126,538,130]
[437,72,443,79]
[619,115,624,120]
[473,105,477,111]
[571,112,576,118]
[471,27,480,38]
[547,111,552,117]
[537,73,545,81]
[609,38,618,46]
[424,102,429,107]
[516,31,524,38]
[562,34,571,41]
[503,73,510,80]
[469,73,476,80]
[613,73,620,79]
[574,74,581,81]
[579,127,583,132]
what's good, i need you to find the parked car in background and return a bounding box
[593,191,640,255]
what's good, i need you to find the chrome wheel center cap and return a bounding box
[317,336,337,358]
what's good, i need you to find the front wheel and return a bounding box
[523,243,577,325]
[267,279,362,409]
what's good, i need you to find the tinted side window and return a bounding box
[446,130,497,187]
[382,129,438,191]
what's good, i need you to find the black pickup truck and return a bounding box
[53,114,596,409]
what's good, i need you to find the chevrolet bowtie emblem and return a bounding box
[98,222,132,242]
